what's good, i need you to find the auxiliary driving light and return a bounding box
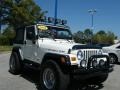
[55,19,62,24]
[39,17,67,25]
[48,17,54,23]
[92,60,98,67]
[62,20,67,25]
[99,59,105,66]
[80,60,87,68]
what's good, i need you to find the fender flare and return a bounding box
[12,46,23,61]
[42,53,71,74]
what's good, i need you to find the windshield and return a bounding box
[37,25,72,40]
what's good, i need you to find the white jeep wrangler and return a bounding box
[9,18,113,90]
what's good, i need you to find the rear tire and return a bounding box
[40,60,70,90]
[9,52,22,75]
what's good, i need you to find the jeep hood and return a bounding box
[38,39,101,54]
[38,39,80,54]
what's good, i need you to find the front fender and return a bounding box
[12,46,23,61]
[42,53,71,74]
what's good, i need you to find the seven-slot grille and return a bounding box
[82,49,98,61]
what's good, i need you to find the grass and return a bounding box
[0,46,13,53]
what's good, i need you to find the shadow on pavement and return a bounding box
[67,81,104,90]
[20,66,104,90]
[116,62,120,65]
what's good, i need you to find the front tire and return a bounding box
[40,60,70,90]
[9,52,22,75]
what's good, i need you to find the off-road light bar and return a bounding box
[40,16,47,22]
[39,17,67,25]
[62,20,67,25]
[55,19,62,24]
[48,17,54,23]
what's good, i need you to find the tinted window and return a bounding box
[26,26,35,40]
[14,28,24,44]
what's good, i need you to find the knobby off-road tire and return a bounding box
[40,60,70,90]
[9,52,22,75]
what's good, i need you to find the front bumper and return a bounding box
[69,64,113,80]
[63,55,114,78]
[71,64,113,74]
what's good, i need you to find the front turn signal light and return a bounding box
[71,57,76,61]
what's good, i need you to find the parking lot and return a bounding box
[0,53,120,90]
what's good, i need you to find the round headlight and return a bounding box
[92,60,98,67]
[80,60,87,68]
[99,59,105,66]
[77,50,84,60]
[98,49,103,55]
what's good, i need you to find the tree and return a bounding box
[84,29,93,43]
[73,29,94,44]
[84,29,93,39]
[73,29,116,45]
[97,30,106,35]
[73,31,85,43]
[92,30,116,44]
[3,26,15,39]
[106,31,116,44]
[0,35,9,45]
[0,26,15,45]
[1,0,45,29]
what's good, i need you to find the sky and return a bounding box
[35,0,120,37]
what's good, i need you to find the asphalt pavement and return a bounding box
[0,53,120,90]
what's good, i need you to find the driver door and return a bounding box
[22,26,38,62]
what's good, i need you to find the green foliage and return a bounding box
[0,26,15,45]
[3,26,15,39]
[83,29,93,43]
[73,31,84,43]
[0,0,45,45]
[97,30,106,35]
[73,29,93,44]
[92,31,116,44]
[0,35,9,45]
[73,29,116,44]
[1,0,45,29]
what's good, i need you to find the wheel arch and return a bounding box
[41,53,71,74]
[12,46,23,61]
[40,57,70,90]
